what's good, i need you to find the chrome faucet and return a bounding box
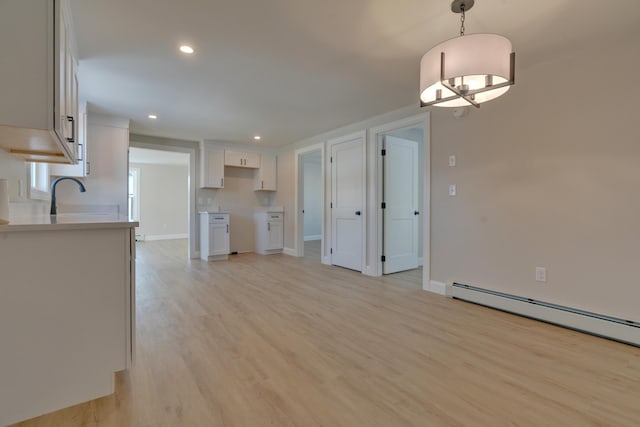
[50,177,86,215]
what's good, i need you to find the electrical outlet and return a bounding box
[448,155,456,167]
[535,267,547,283]
[449,184,457,196]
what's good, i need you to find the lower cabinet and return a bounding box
[200,212,230,261]
[0,223,136,425]
[254,211,284,254]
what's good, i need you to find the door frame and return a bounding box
[370,113,431,290]
[326,130,367,269]
[294,142,325,258]
[128,139,197,259]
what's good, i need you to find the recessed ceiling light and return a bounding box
[148,114,158,120]
[253,135,261,140]
[179,45,194,54]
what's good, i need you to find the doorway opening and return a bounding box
[294,143,325,263]
[301,151,322,262]
[129,147,191,257]
[373,114,430,289]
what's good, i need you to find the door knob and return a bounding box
[355,211,361,216]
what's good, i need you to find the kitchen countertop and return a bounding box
[254,206,284,213]
[0,213,138,232]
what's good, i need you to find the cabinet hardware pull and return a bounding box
[355,210,361,216]
[261,180,264,189]
[220,178,224,187]
[226,224,229,233]
[414,211,420,215]
[268,222,271,231]
[66,116,75,143]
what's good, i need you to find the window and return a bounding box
[128,167,140,222]
[29,162,50,200]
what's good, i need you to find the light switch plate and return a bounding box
[449,155,456,167]
[449,184,457,196]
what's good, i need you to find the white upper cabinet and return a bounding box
[200,144,225,188]
[225,150,260,168]
[254,153,277,191]
[50,102,87,177]
[0,0,79,164]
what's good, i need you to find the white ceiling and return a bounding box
[129,147,189,165]
[69,0,640,147]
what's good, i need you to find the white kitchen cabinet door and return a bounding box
[225,150,260,168]
[200,213,230,261]
[210,222,230,256]
[267,220,284,250]
[254,153,277,191]
[200,146,225,188]
[254,211,283,254]
[50,105,87,177]
[0,0,79,163]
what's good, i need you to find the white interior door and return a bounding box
[383,136,419,274]
[331,137,364,271]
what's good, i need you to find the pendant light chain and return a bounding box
[460,5,466,36]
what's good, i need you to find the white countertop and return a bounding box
[254,206,284,213]
[0,213,138,232]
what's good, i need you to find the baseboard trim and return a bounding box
[283,247,297,257]
[304,235,322,241]
[145,233,189,241]
[451,283,640,347]
[427,280,447,295]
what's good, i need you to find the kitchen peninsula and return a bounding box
[0,214,137,426]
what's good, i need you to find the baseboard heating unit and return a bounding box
[451,283,639,347]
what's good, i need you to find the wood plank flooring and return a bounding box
[14,239,640,426]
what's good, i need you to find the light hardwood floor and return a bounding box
[15,239,640,426]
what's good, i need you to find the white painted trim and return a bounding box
[283,247,297,257]
[304,234,322,241]
[294,143,325,259]
[144,234,189,241]
[327,130,367,273]
[427,280,447,295]
[450,285,640,347]
[418,257,423,266]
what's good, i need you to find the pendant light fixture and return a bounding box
[420,0,515,108]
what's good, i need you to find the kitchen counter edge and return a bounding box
[0,215,138,232]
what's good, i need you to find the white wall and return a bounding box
[428,32,640,322]
[276,30,640,322]
[302,154,322,240]
[55,115,129,215]
[0,149,48,217]
[131,163,188,239]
